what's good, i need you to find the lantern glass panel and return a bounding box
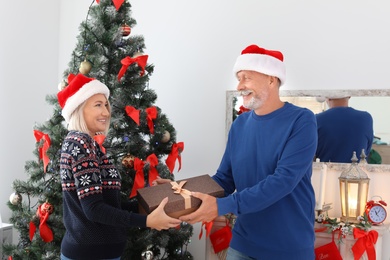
[338,152,370,223]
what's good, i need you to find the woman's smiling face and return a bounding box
[83,93,110,136]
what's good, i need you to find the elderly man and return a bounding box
[180,44,317,260]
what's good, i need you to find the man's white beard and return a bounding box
[244,93,267,111]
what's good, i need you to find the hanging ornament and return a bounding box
[141,249,154,260]
[40,201,54,215]
[79,59,92,75]
[9,192,22,205]
[161,130,171,143]
[133,51,143,57]
[121,23,131,36]
[122,154,136,168]
[58,80,67,91]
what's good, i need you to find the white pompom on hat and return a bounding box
[233,44,286,86]
[57,73,110,123]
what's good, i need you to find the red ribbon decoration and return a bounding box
[199,221,214,239]
[117,55,148,81]
[33,130,51,173]
[125,105,140,125]
[165,142,184,173]
[146,154,159,185]
[93,134,106,154]
[96,0,124,11]
[145,106,157,134]
[237,105,250,115]
[130,158,145,198]
[29,203,54,243]
[112,0,125,10]
[352,228,378,260]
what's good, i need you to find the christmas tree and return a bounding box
[4,0,193,259]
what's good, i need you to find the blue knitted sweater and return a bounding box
[316,107,373,163]
[213,102,317,259]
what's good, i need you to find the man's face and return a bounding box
[236,70,270,111]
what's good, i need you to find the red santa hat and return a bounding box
[233,44,286,85]
[57,74,110,123]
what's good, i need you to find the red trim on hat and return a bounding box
[57,74,94,108]
[241,44,284,62]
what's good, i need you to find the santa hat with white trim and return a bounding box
[233,44,286,86]
[57,73,110,123]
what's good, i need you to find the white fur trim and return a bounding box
[233,53,286,85]
[62,80,110,123]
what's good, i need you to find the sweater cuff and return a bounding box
[216,196,236,216]
[128,212,147,228]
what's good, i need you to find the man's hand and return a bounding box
[179,192,218,224]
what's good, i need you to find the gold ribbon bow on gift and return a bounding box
[171,181,192,209]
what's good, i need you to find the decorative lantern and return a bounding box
[339,151,370,222]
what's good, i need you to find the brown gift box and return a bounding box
[137,174,225,218]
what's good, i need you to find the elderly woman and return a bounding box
[57,74,181,260]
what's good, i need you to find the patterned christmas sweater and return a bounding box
[60,131,146,259]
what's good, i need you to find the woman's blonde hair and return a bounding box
[67,99,111,135]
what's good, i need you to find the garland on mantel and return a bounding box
[316,213,379,260]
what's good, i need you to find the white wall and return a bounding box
[1,0,390,259]
[0,0,60,223]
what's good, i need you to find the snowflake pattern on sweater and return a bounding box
[59,132,147,259]
[60,131,121,199]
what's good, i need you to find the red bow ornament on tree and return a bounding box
[29,202,54,243]
[146,153,159,185]
[125,105,141,125]
[130,158,145,198]
[117,55,148,81]
[145,106,157,134]
[96,0,125,11]
[93,134,106,153]
[165,142,184,173]
[352,228,378,260]
[33,130,51,173]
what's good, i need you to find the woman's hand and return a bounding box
[146,197,182,230]
[152,176,172,186]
